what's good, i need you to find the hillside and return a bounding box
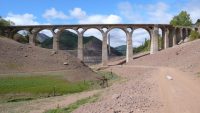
[129,39,200,74]
[41,30,122,56]
[0,36,98,81]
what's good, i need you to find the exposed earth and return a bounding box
[74,39,200,113]
[0,37,98,81]
[1,36,200,113]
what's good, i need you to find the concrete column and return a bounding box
[150,25,159,54]
[126,30,133,63]
[102,31,108,66]
[108,34,111,55]
[179,28,183,41]
[164,28,169,49]
[28,32,37,46]
[77,32,84,61]
[172,28,177,46]
[198,27,200,34]
[52,30,59,51]
[161,29,165,49]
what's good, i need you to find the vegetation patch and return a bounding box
[45,94,100,113]
[189,30,200,41]
[0,74,94,103]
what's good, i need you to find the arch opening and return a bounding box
[132,28,151,54]
[36,29,53,49]
[83,28,102,65]
[14,30,29,44]
[107,28,126,62]
[58,29,78,57]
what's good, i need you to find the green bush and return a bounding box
[189,30,200,41]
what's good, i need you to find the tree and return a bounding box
[0,16,15,26]
[195,19,200,27]
[170,11,192,26]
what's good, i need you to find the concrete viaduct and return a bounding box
[1,24,199,66]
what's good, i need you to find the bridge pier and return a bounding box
[101,30,108,66]
[150,25,159,54]
[198,27,200,34]
[28,32,37,46]
[161,29,165,49]
[172,28,177,46]
[126,29,133,63]
[52,30,60,51]
[164,28,169,49]
[77,31,84,61]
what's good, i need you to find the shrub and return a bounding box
[189,30,200,41]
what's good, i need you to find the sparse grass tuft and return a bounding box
[45,94,100,113]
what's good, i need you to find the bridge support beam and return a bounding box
[172,28,177,46]
[52,30,59,51]
[102,31,108,66]
[126,30,133,63]
[150,25,159,54]
[198,27,200,34]
[164,28,169,49]
[28,32,37,46]
[161,29,165,50]
[77,31,84,61]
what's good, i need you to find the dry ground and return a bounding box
[74,39,200,113]
[1,36,200,113]
[0,37,98,81]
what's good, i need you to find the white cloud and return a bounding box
[184,0,200,23]
[132,29,150,47]
[4,13,39,25]
[79,14,122,24]
[39,30,53,37]
[118,1,142,23]
[84,29,102,40]
[70,8,86,19]
[146,2,173,24]
[43,8,68,20]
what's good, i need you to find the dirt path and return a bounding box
[155,67,200,113]
[74,65,200,113]
[0,90,101,113]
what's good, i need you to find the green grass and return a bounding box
[0,74,94,103]
[45,94,100,113]
[97,70,119,81]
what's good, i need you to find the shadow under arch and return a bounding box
[13,29,30,44]
[36,29,53,49]
[82,28,103,65]
[58,29,78,57]
[107,28,127,61]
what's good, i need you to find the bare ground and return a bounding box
[0,37,98,81]
[0,90,101,113]
[74,39,200,113]
[1,37,200,113]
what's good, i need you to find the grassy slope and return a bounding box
[0,73,95,103]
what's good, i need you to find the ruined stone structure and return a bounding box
[1,24,199,66]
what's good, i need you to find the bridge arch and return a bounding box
[107,28,127,62]
[132,28,151,54]
[82,28,103,65]
[35,29,53,49]
[13,29,30,44]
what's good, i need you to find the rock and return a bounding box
[63,62,68,65]
[166,75,173,80]
[51,51,57,56]
[112,94,121,99]
[178,40,183,45]
[24,55,28,57]
[184,37,190,43]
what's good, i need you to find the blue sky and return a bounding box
[1,0,200,47]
